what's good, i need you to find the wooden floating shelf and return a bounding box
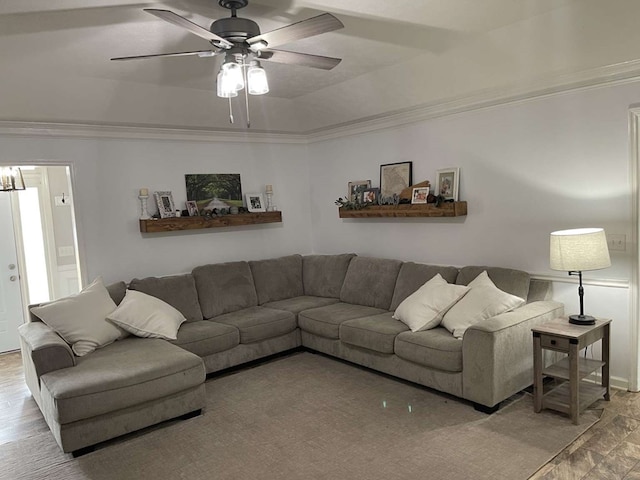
[139,211,282,233]
[338,202,467,219]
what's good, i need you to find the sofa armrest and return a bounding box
[18,322,75,400]
[461,300,564,408]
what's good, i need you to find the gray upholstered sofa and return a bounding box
[19,253,563,455]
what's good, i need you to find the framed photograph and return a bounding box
[362,188,379,204]
[246,193,266,212]
[185,174,242,213]
[348,180,371,202]
[411,186,430,204]
[436,168,460,201]
[186,200,199,217]
[154,191,175,218]
[380,161,412,198]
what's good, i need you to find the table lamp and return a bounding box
[549,228,611,325]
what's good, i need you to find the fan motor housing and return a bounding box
[211,17,260,43]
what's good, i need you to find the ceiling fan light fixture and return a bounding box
[221,56,244,91]
[216,69,238,97]
[247,61,269,95]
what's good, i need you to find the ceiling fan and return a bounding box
[112,0,344,126]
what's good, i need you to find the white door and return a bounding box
[0,193,24,352]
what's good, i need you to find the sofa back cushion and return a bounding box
[106,281,127,306]
[390,262,460,311]
[455,266,530,301]
[192,261,258,318]
[129,274,203,322]
[303,254,356,298]
[340,257,403,310]
[249,254,304,304]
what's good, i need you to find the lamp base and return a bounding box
[568,314,596,325]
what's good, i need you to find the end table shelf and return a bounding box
[532,317,611,424]
[139,211,282,233]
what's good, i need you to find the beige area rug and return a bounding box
[1,352,600,480]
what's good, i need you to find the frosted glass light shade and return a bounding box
[247,64,269,95]
[550,228,611,271]
[217,69,238,98]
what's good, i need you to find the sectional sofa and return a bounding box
[19,253,563,455]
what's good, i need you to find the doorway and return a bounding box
[0,165,81,353]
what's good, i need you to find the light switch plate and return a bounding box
[607,234,626,252]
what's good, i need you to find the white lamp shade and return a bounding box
[216,70,238,98]
[550,228,611,271]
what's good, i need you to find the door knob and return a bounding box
[9,275,17,282]
[8,264,15,270]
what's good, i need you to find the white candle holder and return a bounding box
[266,192,274,211]
[139,195,150,220]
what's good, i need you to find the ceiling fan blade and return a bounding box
[111,50,220,61]
[248,13,343,49]
[259,49,341,70]
[144,9,233,48]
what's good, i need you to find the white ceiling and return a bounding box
[2,0,640,134]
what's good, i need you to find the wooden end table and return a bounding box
[532,317,611,424]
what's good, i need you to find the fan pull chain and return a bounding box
[241,56,250,128]
[228,96,234,124]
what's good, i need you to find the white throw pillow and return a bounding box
[107,289,186,340]
[30,277,121,356]
[393,274,470,332]
[441,271,525,339]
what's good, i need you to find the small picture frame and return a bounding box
[348,180,371,202]
[436,168,460,201]
[362,188,379,204]
[380,162,413,197]
[154,191,175,218]
[411,186,430,204]
[186,200,199,217]
[246,193,266,212]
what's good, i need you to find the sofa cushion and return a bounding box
[390,262,460,311]
[170,321,239,357]
[456,266,530,302]
[40,338,205,424]
[303,254,355,298]
[339,257,403,310]
[213,306,296,343]
[298,303,387,339]
[249,255,304,304]
[394,328,463,373]
[263,296,340,314]
[192,261,258,318]
[105,281,127,306]
[393,274,469,332]
[443,271,525,339]
[107,289,186,340]
[30,277,122,357]
[340,312,409,354]
[129,274,203,322]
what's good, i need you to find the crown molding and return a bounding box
[3,59,640,144]
[305,59,640,143]
[0,121,308,144]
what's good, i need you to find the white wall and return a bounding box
[1,78,636,385]
[308,81,638,385]
[0,135,313,283]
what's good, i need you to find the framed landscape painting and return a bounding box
[380,162,412,198]
[185,174,242,213]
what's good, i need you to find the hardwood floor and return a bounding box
[2,349,640,479]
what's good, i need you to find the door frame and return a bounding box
[628,108,640,392]
[1,160,87,306]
